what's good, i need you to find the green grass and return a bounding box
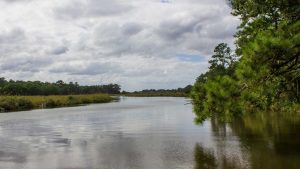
[0,94,113,112]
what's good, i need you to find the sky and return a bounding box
[0,0,239,91]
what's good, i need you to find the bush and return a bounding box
[45,99,59,108]
[0,98,16,112]
[17,98,34,110]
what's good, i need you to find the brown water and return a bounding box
[0,97,299,169]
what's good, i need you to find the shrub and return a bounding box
[45,99,59,108]
[17,98,34,110]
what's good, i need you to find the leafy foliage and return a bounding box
[122,85,192,97]
[191,0,300,123]
[0,78,121,95]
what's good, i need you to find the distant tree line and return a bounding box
[0,78,121,95]
[122,85,192,97]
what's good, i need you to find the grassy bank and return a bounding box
[0,94,113,112]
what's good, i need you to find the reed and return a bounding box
[0,94,112,112]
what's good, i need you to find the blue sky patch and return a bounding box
[176,54,206,62]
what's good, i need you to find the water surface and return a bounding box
[0,97,299,169]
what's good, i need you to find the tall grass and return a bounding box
[0,94,112,112]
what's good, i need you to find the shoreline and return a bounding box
[118,93,189,97]
[0,94,113,113]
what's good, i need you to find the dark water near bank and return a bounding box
[0,97,299,169]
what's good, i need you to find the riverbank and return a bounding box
[0,94,113,112]
[120,92,188,97]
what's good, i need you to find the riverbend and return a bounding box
[0,97,299,169]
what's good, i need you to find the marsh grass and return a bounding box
[0,94,112,112]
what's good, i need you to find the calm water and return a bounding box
[0,97,299,169]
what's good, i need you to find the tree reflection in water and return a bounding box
[194,144,216,169]
[194,143,243,169]
[194,111,300,169]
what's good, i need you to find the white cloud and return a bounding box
[0,0,239,91]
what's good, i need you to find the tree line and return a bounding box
[191,0,300,123]
[122,85,192,97]
[0,78,121,95]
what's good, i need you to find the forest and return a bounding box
[0,78,121,95]
[191,0,300,123]
[122,85,192,97]
[0,78,120,112]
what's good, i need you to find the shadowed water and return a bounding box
[0,97,299,169]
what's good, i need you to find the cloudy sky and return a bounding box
[0,0,239,91]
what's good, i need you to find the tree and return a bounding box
[209,43,235,70]
[191,43,240,123]
[191,0,300,123]
[0,78,121,95]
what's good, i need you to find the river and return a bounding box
[0,97,299,169]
